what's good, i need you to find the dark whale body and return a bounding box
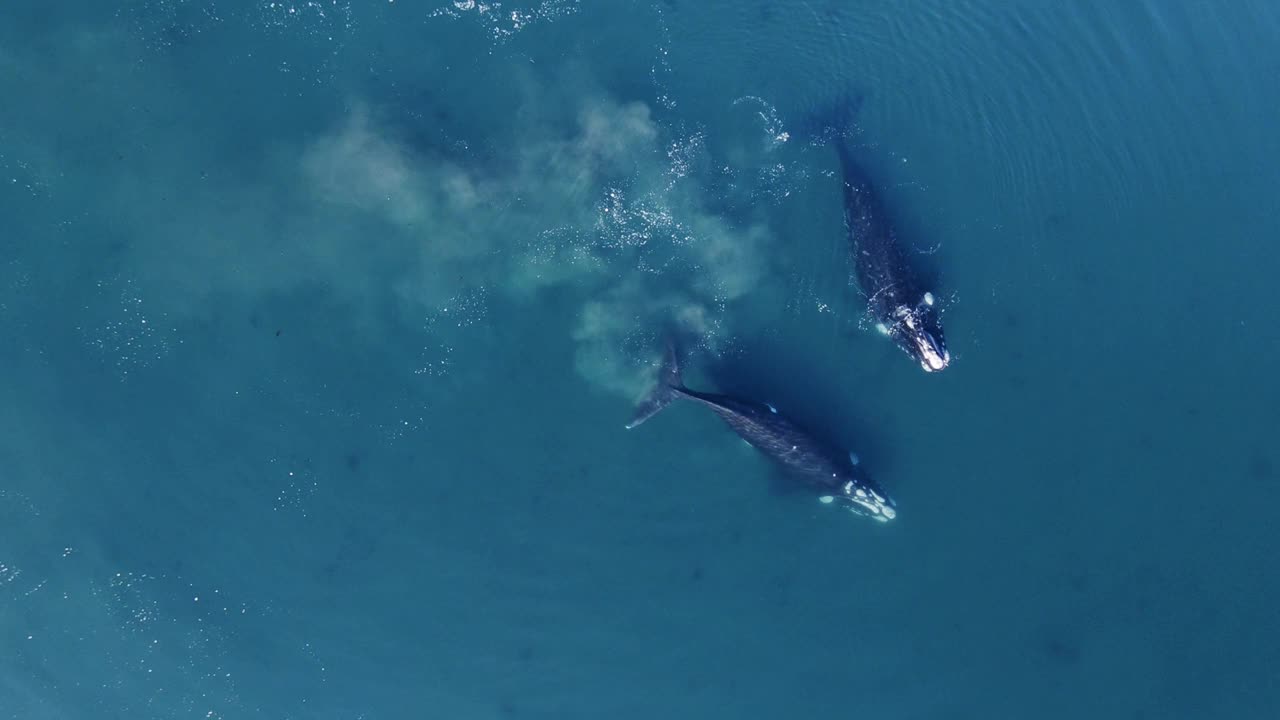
[830,101,951,372]
[626,345,895,522]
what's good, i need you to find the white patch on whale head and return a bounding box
[842,483,897,522]
[916,340,950,371]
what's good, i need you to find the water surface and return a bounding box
[2,1,1278,718]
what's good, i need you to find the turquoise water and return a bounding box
[3,1,1279,717]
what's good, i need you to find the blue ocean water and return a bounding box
[3,1,1279,717]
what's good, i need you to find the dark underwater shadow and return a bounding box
[691,332,894,474]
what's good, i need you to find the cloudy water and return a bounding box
[2,1,1278,718]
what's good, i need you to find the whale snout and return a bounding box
[891,297,950,373]
[915,331,950,372]
[840,480,898,522]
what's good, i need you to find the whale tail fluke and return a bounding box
[799,91,866,146]
[625,339,684,430]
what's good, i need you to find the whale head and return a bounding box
[819,464,897,522]
[886,292,950,372]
